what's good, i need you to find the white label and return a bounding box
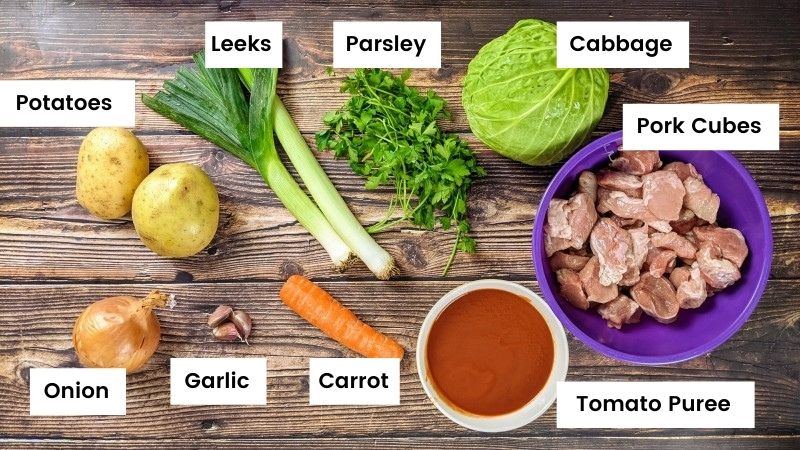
[623,103,780,150]
[29,368,126,416]
[557,22,689,68]
[333,21,441,68]
[205,21,283,68]
[309,358,400,405]
[557,381,754,428]
[0,80,135,128]
[170,358,267,405]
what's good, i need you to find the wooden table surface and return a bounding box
[1,0,798,448]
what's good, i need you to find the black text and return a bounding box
[570,35,672,57]
[17,95,111,111]
[185,371,250,389]
[211,35,271,52]
[319,372,389,389]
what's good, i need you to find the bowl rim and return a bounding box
[531,130,773,365]
[415,279,569,432]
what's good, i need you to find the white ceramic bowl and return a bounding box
[416,279,569,432]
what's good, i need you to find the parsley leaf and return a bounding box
[316,69,486,275]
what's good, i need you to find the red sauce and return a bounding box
[425,288,554,416]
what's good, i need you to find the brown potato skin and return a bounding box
[76,128,150,219]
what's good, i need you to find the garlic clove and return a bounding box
[207,305,233,328]
[231,310,253,344]
[212,322,241,341]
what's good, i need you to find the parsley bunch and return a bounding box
[316,69,486,275]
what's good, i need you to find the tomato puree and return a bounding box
[425,289,554,416]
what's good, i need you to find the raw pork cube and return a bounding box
[549,251,591,272]
[677,264,709,309]
[629,224,651,268]
[590,218,633,286]
[669,266,692,289]
[544,193,598,256]
[597,187,613,214]
[620,224,650,287]
[642,171,686,221]
[563,193,597,249]
[598,294,642,329]
[605,191,672,232]
[609,216,642,228]
[662,161,701,181]
[646,248,677,278]
[630,273,680,324]
[650,231,697,259]
[578,171,598,203]
[683,176,720,223]
[556,268,590,310]
[693,225,748,268]
[579,256,618,304]
[610,150,661,175]
[670,208,705,234]
[597,170,643,197]
[696,241,741,289]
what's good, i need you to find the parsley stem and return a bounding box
[442,226,462,276]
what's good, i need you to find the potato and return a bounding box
[132,163,219,257]
[76,127,150,219]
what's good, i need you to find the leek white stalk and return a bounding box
[247,68,354,271]
[273,97,396,279]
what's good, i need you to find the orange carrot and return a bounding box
[279,275,404,359]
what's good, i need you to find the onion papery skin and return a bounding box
[72,295,162,373]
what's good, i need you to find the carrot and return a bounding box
[279,275,404,359]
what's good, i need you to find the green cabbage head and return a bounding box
[462,19,609,166]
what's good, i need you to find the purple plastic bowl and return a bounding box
[532,130,773,365]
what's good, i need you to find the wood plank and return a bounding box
[1,436,799,449]
[0,280,798,438]
[1,135,798,282]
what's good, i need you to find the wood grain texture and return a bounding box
[0,0,798,447]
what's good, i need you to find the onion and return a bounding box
[72,290,173,373]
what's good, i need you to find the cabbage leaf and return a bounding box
[462,19,609,166]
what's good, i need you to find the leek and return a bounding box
[240,68,396,279]
[142,52,353,270]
